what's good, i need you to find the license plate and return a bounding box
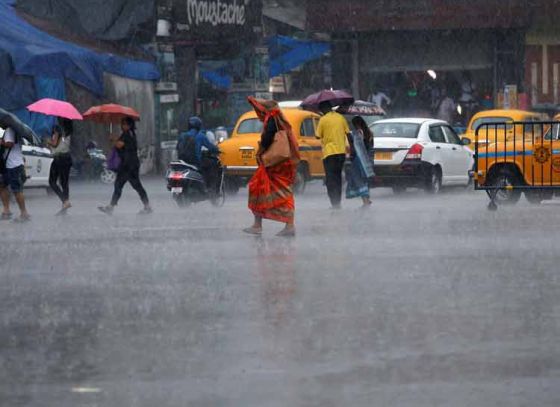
[240,150,255,160]
[171,187,183,193]
[375,152,393,160]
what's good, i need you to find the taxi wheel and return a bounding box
[525,190,553,205]
[489,171,521,205]
[224,176,240,196]
[294,165,308,195]
[392,185,406,195]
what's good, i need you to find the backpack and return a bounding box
[177,132,198,164]
[0,145,12,174]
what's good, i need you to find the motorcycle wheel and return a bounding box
[174,193,191,208]
[100,169,116,184]
[211,178,226,207]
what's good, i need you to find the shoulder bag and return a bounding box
[261,130,291,168]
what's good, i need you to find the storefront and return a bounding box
[307,0,529,123]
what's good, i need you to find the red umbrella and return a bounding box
[301,89,355,110]
[83,104,140,123]
[27,98,83,120]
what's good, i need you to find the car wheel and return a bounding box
[392,185,406,195]
[488,170,522,205]
[425,166,442,194]
[100,169,116,184]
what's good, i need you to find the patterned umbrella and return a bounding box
[301,89,355,110]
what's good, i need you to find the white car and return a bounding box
[0,128,53,189]
[371,118,474,194]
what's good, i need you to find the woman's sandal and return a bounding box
[243,227,262,235]
[276,228,296,237]
[1,212,13,221]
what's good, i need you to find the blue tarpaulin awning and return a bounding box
[268,35,330,78]
[0,0,159,135]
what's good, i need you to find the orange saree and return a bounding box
[247,97,299,224]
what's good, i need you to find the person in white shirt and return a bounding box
[0,126,30,222]
[436,89,457,124]
[368,88,392,109]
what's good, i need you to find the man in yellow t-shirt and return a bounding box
[316,101,350,209]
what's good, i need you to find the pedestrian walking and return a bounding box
[98,117,152,215]
[316,101,351,209]
[436,88,456,124]
[243,97,300,237]
[368,86,392,109]
[345,116,374,208]
[47,119,73,215]
[0,125,30,222]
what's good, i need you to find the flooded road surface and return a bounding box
[1,180,559,406]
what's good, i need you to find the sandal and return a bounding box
[1,212,12,221]
[243,227,262,235]
[276,228,296,237]
[138,207,153,215]
[98,206,113,215]
[13,214,31,223]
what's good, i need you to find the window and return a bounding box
[236,119,263,135]
[443,126,462,145]
[544,123,560,140]
[300,118,316,137]
[429,126,446,143]
[471,116,513,131]
[372,123,420,139]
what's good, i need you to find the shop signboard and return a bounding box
[172,0,263,53]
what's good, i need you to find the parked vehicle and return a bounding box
[461,109,547,150]
[165,155,225,207]
[372,118,474,194]
[473,120,560,210]
[219,108,322,195]
[21,136,53,190]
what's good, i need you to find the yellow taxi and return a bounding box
[474,120,560,208]
[462,109,546,149]
[220,108,322,194]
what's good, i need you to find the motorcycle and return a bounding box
[165,155,225,207]
[70,143,116,184]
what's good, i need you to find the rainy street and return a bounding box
[1,180,559,406]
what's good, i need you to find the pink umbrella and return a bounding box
[27,98,83,120]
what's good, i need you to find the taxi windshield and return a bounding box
[236,119,263,135]
[471,116,513,131]
[544,123,560,140]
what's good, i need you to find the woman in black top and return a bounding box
[98,117,152,215]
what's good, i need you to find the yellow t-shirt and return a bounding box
[316,111,350,159]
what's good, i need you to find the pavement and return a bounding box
[1,178,560,406]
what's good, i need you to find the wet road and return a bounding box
[1,179,560,406]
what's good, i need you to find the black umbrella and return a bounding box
[0,108,38,144]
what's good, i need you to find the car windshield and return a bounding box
[236,118,263,135]
[471,116,514,131]
[345,115,385,131]
[371,122,420,138]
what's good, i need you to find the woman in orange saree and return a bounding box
[243,97,300,237]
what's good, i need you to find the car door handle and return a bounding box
[452,147,457,151]
[436,146,441,150]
